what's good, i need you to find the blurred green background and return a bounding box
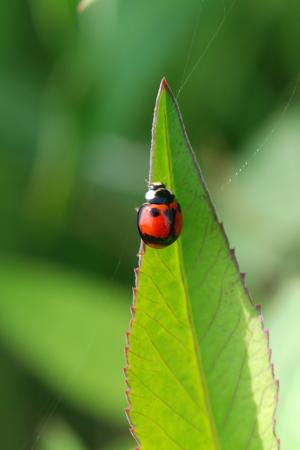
[0,0,299,449]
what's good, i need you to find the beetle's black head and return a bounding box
[145,182,175,204]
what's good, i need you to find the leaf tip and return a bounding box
[160,77,168,90]
[159,77,173,97]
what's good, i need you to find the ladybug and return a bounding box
[137,182,183,249]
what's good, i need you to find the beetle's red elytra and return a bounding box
[137,182,183,249]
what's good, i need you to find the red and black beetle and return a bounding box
[137,182,183,249]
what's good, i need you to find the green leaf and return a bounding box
[266,278,300,449]
[126,80,279,449]
[0,258,128,424]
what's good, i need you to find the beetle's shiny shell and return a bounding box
[137,200,182,248]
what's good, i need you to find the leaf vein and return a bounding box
[130,369,203,435]
[132,410,185,449]
[207,309,243,374]
[201,261,231,341]
[139,270,187,327]
[136,307,188,350]
[134,321,203,411]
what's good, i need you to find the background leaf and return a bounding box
[102,437,134,450]
[0,258,128,424]
[126,80,278,449]
[215,107,300,289]
[77,0,97,13]
[38,419,88,450]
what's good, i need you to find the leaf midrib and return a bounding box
[161,97,221,450]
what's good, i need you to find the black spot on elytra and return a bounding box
[150,208,160,217]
